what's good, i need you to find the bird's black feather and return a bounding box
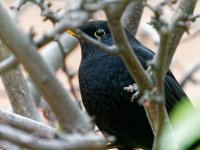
[78,20,192,149]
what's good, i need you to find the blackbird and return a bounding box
[73,20,191,150]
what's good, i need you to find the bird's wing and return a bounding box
[164,71,190,112]
[126,32,193,112]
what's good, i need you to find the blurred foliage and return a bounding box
[160,99,200,150]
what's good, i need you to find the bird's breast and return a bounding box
[79,55,133,90]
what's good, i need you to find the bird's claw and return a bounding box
[124,84,138,93]
[131,90,140,102]
[124,84,140,102]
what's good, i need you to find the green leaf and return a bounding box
[161,99,200,150]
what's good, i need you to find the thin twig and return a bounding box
[34,10,89,48]
[10,0,27,11]
[56,39,82,110]
[32,0,61,23]
[78,30,119,55]
[12,0,61,23]
[188,13,200,22]
[180,63,200,87]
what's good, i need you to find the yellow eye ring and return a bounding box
[94,29,105,38]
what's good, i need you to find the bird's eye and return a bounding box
[94,29,105,38]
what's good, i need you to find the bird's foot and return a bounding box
[131,91,140,102]
[124,84,138,93]
[124,84,140,102]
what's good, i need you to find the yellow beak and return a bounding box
[66,30,78,38]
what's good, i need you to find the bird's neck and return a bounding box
[80,44,107,61]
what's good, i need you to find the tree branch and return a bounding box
[101,1,163,136]
[0,124,105,150]
[78,30,119,55]
[0,1,92,133]
[0,55,18,74]
[28,33,79,106]
[0,109,55,137]
[165,0,197,72]
[105,1,153,91]
[121,0,147,36]
[151,27,178,150]
[0,140,22,150]
[148,0,197,149]
[34,10,89,48]
[0,41,41,121]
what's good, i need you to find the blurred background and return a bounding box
[1,0,200,112]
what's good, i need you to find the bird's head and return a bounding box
[66,20,113,59]
[79,20,112,45]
